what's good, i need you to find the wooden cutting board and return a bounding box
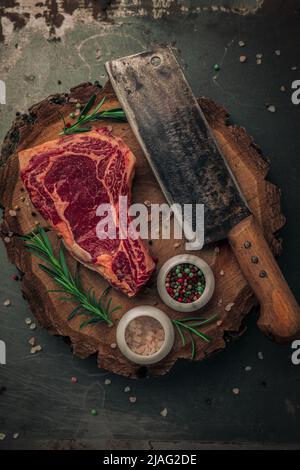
[0,81,285,378]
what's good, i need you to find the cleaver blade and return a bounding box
[106,46,249,245]
[105,46,300,343]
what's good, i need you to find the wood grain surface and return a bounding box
[0,81,285,378]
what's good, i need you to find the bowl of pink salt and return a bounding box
[116,306,175,365]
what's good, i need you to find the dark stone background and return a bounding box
[0,0,299,449]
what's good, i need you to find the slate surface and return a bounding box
[0,0,300,449]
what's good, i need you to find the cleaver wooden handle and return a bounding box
[228,214,300,343]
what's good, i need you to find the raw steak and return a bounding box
[19,128,156,297]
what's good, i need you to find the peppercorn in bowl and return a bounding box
[157,255,215,312]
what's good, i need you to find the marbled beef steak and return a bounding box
[19,127,155,297]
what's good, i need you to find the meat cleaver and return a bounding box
[105,46,300,342]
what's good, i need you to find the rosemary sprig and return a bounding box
[22,228,121,328]
[59,95,127,136]
[172,314,218,360]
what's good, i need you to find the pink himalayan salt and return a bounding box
[125,316,165,356]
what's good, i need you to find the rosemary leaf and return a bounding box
[59,94,127,136]
[93,96,106,114]
[188,331,196,360]
[110,305,122,315]
[80,317,103,330]
[38,263,60,278]
[59,246,70,280]
[40,228,54,255]
[80,94,96,117]
[68,305,83,321]
[172,314,217,359]
[23,228,119,327]
[174,322,186,347]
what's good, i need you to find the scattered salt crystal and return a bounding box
[104,379,111,385]
[3,299,11,307]
[220,270,224,276]
[9,209,17,217]
[30,345,42,354]
[174,242,180,248]
[29,323,37,330]
[232,387,240,395]
[25,317,32,325]
[275,49,281,56]
[239,55,247,63]
[225,302,235,312]
[110,343,117,349]
[217,299,223,306]
[238,40,245,47]
[160,408,168,418]
[256,59,262,65]
[129,396,137,403]
[291,66,298,71]
[28,337,36,346]
[217,320,223,327]
[256,53,263,59]
[4,237,11,244]
[267,105,276,113]
[258,351,264,360]
[245,366,252,372]
[0,433,6,440]
[124,386,130,393]
[12,433,19,439]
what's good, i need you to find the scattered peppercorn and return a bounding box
[165,263,206,303]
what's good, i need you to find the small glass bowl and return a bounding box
[157,254,215,313]
[116,306,175,365]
